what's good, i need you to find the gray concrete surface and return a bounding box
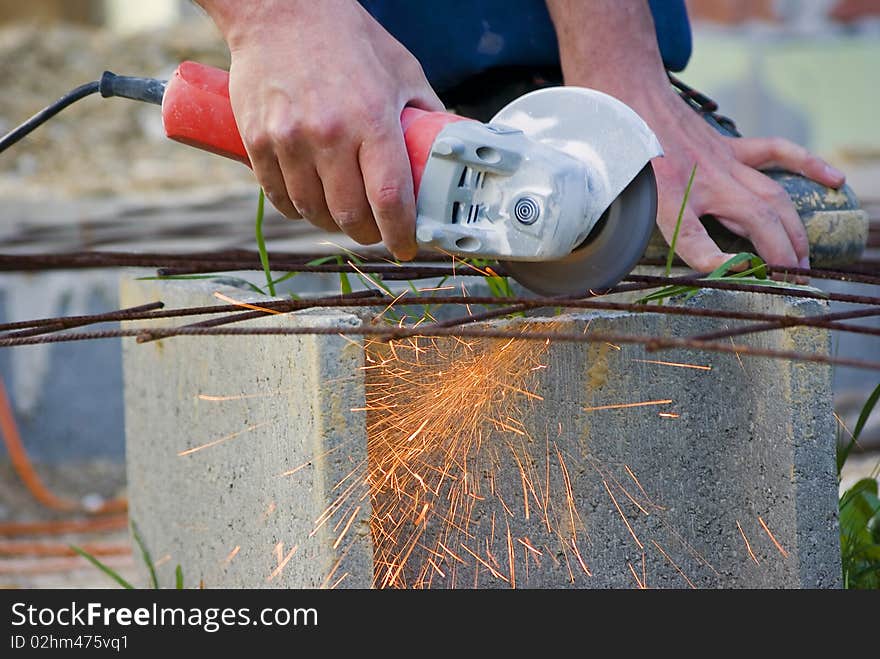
[120,277,372,588]
[121,277,841,588]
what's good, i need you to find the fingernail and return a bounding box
[823,163,845,182]
[799,256,811,270]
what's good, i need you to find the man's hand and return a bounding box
[196,0,443,260]
[547,0,845,272]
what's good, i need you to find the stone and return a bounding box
[121,276,841,588]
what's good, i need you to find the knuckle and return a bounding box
[266,121,305,149]
[246,129,273,154]
[769,137,789,154]
[306,114,347,146]
[756,204,783,227]
[266,116,303,144]
[770,185,792,208]
[332,208,368,231]
[371,184,408,215]
[360,101,392,130]
[289,197,312,219]
[677,221,705,241]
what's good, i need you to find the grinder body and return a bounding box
[161,61,662,294]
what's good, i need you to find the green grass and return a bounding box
[838,383,880,589]
[72,520,185,589]
[70,545,135,589]
[638,251,827,305]
[255,188,276,297]
[666,164,697,277]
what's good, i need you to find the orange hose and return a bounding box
[0,541,131,557]
[0,375,127,515]
[0,555,134,575]
[0,514,128,537]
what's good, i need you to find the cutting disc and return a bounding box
[490,86,659,297]
[501,165,657,296]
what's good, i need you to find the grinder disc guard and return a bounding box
[489,87,660,296]
[501,165,657,296]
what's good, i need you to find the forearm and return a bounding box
[194,0,325,49]
[545,0,668,99]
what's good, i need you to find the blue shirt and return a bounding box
[359,1,691,92]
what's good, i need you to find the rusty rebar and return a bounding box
[0,324,874,371]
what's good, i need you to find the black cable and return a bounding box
[0,72,167,155]
[0,81,100,154]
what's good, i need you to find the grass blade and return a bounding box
[131,521,158,589]
[175,565,184,590]
[70,545,135,589]
[838,383,880,474]
[665,164,697,277]
[255,189,276,297]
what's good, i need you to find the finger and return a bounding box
[275,149,337,233]
[658,204,732,274]
[359,125,418,260]
[711,185,800,270]
[315,151,381,245]
[247,147,301,220]
[734,165,810,269]
[728,136,845,188]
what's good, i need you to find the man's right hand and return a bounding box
[196,0,444,260]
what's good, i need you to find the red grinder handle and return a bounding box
[162,61,467,195]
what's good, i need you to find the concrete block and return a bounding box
[120,277,372,588]
[121,276,841,588]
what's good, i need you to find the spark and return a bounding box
[333,506,362,550]
[347,260,388,293]
[329,573,350,589]
[154,554,172,568]
[570,539,592,577]
[224,545,240,565]
[603,480,643,550]
[736,520,760,565]
[489,418,526,436]
[212,291,284,315]
[757,516,789,558]
[624,464,652,504]
[197,389,293,402]
[460,543,509,583]
[652,540,696,589]
[417,285,456,293]
[317,240,369,261]
[730,337,747,373]
[627,561,646,589]
[583,399,673,412]
[406,418,430,442]
[632,358,712,371]
[461,281,472,316]
[267,543,298,582]
[658,412,680,419]
[337,332,363,349]
[426,558,446,577]
[373,290,409,323]
[833,412,854,441]
[506,521,516,589]
[438,541,466,565]
[177,421,271,456]
[518,537,542,557]
[361,327,553,587]
[262,501,277,521]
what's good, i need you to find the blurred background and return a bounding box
[0,0,877,586]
